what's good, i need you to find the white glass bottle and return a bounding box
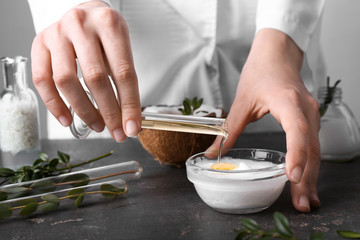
[318,85,360,161]
[0,56,40,155]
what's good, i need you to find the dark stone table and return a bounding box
[0,133,359,239]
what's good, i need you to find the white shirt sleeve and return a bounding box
[27,0,112,33]
[256,0,326,51]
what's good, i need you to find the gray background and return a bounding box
[0,0,359,139]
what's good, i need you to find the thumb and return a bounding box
[205,103,250,156]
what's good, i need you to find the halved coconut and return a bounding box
[137,104,226,167]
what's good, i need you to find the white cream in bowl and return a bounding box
[186,149,288,214]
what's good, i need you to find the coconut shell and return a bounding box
[137,105,227,167]
[138,129,216,167]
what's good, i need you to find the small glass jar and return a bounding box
[0,56,40,155]
[318,86,360,161]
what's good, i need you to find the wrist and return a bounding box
[250,28,304,71]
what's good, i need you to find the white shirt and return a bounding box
[28,0,326,139]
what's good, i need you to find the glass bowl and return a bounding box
[185,148,288,214]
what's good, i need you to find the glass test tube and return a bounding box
[0,161,142,194]
[70,92,228,139]
[0,179,127,206]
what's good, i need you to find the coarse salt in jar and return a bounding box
[0,56,40,155]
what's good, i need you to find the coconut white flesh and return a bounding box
[143,105,223,118]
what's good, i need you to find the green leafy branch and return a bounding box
[235,212,360,239]
[319,76,341,117]
[0,150,114,185]
[0,183,125,219]
[0,170,137,202]
[234,212,323,240]
[178,97,205,115]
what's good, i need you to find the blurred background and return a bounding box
[0,0,359,139]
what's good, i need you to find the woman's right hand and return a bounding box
[31,0,142,142]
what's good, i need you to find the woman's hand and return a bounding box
[208,28,321,212]
[31,1,141,142]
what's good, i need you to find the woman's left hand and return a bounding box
[207,28,321,212]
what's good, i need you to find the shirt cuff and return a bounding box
[27,0,112,33]
[256,0,326,52]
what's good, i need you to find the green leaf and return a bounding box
[234,230,249,240]
[273,211,292,237]
[41,194,59,204]
[33,159,44,167]
[19,202,38,216]
[14,198,37,207]
[30,179,56,193]
[193,98,203,111]
[7,192,29,200]
[38,152,49,161]
[48,158,59,170]
[1,186,28,194]
[67,188,85,200]
[39,202,59,213]
[17,166,31,172]
[0,192,8,201]
[337,230,360,239]
[0,168,15,177]
[57,151,70,164]
[184,97,192,105]
[178,97,204,115]
[61,173,90,187]
[241,218,260,231]
[22,170,34,182]
[0,203,12,219]
[9,175,18,183]
[310,232,324,240]
[75,193,85,207]
[100,184,124,198]
[75,179,90,187]
[182,100,191,115]
[16,174,25,183]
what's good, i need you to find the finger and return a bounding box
[67,14,126,141]
[291,98,321,212]
[205,98,251,157]
[290,136,321,212]
[31,34,72,127]
[271,101,310,184]
[75,40,122,139]
[290,143,321,212]
[45,27,105,134]
[96,10,142,137]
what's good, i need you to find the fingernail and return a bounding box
[125,120,139,137]
[113,128,126,142]
[91,122,104,132]
[59,116,70,127]
[299,195,310,210]
[311,193,321,207]
[290,166,303,183]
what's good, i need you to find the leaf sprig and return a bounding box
[0,150,113,185]
[235,212,323,240]
[178,97,204,115]
[0,183,125,219]
[319,76,341,117]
